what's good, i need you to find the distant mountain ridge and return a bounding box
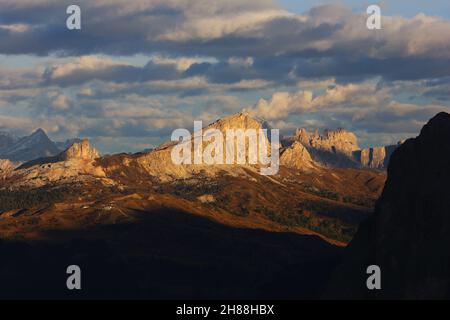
[0,129,60,162]
[0,132,18,151]
[283,128,401,169]
[0,111,386,247]
[0,129,82,162]
[1,116,403,168]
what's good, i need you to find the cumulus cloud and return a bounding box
[244,79,450,148]
[248,82,391,120]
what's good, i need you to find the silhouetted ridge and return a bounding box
[325,112,450,299]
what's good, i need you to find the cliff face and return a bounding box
[355,144,400,169]
[137,112,274,181]
[285,128,400,169]
[59,139,100,161]
[287,128,360,168]
[325,112,450,299]
[295,128,359,156]
[280,141,316,171]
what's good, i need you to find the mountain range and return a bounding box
[0,114,399,171]
[0,111,448,299]
[283,128,401,169]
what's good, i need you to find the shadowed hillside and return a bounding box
[325,112,450,299]
[0,207,341,299]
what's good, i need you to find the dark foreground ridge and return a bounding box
[0,208,340,299]
[325,112,450,299]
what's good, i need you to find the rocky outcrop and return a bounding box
[59,139,100,161]
[0,159,18,179]
[354,144,400,169]
[280,141,316,171]
[10,139,105,188]
[137,112,274,181]
[0,159,15,171]
[325,112,450,299]
[284,128,360,168]
[294,128,360,156]
[55,138,82,151]
[284,128,401,170]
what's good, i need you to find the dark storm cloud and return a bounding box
[1,1,450,82]
[294,57,450,82]
[43,59,182,87]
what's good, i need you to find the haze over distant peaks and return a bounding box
[0,129,60,162]
[0,129,82,162]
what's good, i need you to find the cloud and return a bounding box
[1,2,450,60]
[248,82,390,120]
[1,1,450,84]
[1,1,450,152]
[43,55,186,87]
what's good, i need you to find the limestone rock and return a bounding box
[137,112,274,181]
[0,159,18,179]
[59,139,100,161]
[355,144,400,169]
[294,128,360,156]
[286,128,359,168]
[280,141,315,170]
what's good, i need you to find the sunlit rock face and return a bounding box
[59,139,100,161]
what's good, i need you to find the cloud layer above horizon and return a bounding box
[0,0,449,152]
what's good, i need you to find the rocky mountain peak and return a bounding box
[294,127,359,155]
[0,128,60,162]
[28,128,49,141]
[207,111,266,132]
[59,139,100,161]
[280,141,315,171]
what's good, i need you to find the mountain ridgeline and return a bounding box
[0,129,81,162]
[0,111,448,299]
[1,116,398,170]
[283,128,401,169]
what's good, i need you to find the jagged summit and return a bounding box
[294,127,360,155]
[59,139,100,161]
[280,141,315,171]
[0,128,60,162]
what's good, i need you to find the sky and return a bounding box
[0,0,449,153]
